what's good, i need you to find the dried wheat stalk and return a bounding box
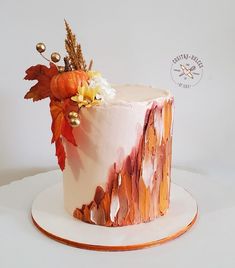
[64,20,87,71]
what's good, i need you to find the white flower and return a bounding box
[88,72,116,103]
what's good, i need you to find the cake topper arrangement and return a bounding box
[24,20,115,170]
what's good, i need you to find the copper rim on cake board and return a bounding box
[32,209,198,251]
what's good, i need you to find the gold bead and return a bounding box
[68,111,79,119]
[51,52,61,63]
[58,66,65,72]
[70,117,80,127]
[36,42,46,53]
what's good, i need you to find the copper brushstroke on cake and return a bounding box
[73,98,173,226]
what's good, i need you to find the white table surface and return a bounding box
[0,168,234,268]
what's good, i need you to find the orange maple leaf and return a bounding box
[24,63,58,101]
[55,138,66,171]
[50,100,77,170]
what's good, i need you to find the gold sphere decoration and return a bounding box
[36,42,46,53]
[68,111,79,119]
[51,52,61,63]
[58,66,65,73]
[70,117,80,127]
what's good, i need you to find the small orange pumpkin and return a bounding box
[50,70,88,100]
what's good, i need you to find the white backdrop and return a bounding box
[0,0,234,185]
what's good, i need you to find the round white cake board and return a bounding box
[31,181,198,251]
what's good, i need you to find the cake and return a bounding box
[24,21,173,227]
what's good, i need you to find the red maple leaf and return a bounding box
[50,100,77,170]
[55,138,66,171]
[24,63,58,101]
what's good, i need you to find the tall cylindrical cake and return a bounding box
[63,85,173,227]
[24,23,174,228]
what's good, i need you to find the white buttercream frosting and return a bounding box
[63,85,173,216]
[113,85,171,103]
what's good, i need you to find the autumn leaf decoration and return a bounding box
[24,63,58,101]
[24,20,89,170]
[50,100,77,170]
